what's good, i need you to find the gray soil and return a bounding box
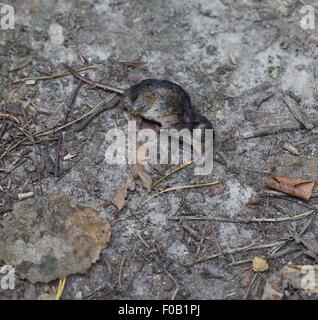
[0,0,317,300]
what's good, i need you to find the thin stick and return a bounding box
[140,181,219,207]
[131,228,151,249]
[54,79,83,176]
[64,64,124,94]
[186,240,288,266]
[0,138,27,161]
[20,137,58,145]
[36,94,118,137]
[134,228,180,300]
[75,95,121,132]
[119,256,127,289]
[156,259,179,300]
[55,277,67,300]
[168,210,314,223]
[152,161,194,188]
[190,211,317,266]
[267,212,316,258]
[0,113,20,124]
[244,273,258,300]
[0,206,12,215]
[297,0,307,6]
[240,113,318,139]
[12,65,97,84]
[229,247,302,267]
[0,121,8,142]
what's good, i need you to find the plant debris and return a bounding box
[283,94,313,130]
[252,256,269,273]
[112,173,136,211]
[261,278,283,300]
[17,191,34,201]
[0,193,111,283]
[268,66,280,79]
[282,142,300,156]
[134,163,152,192]
[111,141,152,211]
[266,176,315,200]
[1,0,318,301]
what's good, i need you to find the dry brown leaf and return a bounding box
[133,163,152,192]
[274,176,313,186]
[134,141,152,191]
[111,174,136,211]
[253,256,269,272]
[112,139,152,210]
[0,193,111,283]
[281,264,318,294]
[266,175,315,200]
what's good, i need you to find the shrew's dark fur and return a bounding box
[126,79,213,130]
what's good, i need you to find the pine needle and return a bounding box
[55,277,67,300]
[141,181,219,207]
[12,65,97,84]
[152,160,194,188]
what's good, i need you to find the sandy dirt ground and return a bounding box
[0,0,317,299]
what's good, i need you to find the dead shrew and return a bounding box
[66,66,213,135]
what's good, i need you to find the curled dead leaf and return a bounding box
[266,176,315,200]
[111,174,135,211]
[133,163,152,192]
[111,140,152,211]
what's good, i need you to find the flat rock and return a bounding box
[0,193,111,283]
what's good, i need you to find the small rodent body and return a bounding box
[65,67,213,133]
[123,79,213,132]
